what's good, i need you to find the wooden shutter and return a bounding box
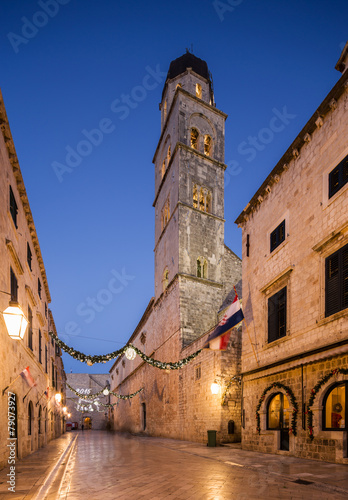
[343,245,348,309]
[268,293,278,342]
[326,250,340,316]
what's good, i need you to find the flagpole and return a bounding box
[243,318,259,366]
[36,390,46,406]
[2,372,23,396]
[233,285,259,366]
[23,385,35,402]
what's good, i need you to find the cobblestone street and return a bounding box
[0,431,347,499]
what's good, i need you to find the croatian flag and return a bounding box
[20,366,36,388]
[204,292,244,350]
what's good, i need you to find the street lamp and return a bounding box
[2,301,28,340]
[67,413,71,419]
[211,381,220,395]
[55,393,62,404]
[63,406,67,413]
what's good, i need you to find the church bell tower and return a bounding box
[153,52,229,346]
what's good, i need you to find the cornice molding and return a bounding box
[6,239,24,275]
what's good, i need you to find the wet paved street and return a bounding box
[0,431,347,499]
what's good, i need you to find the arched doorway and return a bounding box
[267,392,290,451]
[84,417,92,429]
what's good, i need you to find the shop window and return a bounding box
[10,267,18,302]
[268,287,287,343]
[190,128,199,150]
[323,382,347,430]
[9,186,18,228]
[267,393,290,430]
[329,154,348,198]
[196,83,202,99]
[27,243,32,271]
[270,220,285,252]
[204,135,212,156]
[325,243,348,317]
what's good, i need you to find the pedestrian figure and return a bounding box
[81,424,84,431]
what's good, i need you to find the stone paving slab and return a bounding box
[0,432,74,500]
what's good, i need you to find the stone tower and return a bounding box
[153,52,237,346]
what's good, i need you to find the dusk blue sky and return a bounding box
[1,0,347,374]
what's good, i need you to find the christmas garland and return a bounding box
[221,375,241,406]
[306,368,348,440]
[256,382,299,436]
[49,330,202,368]
[66,382,143,400]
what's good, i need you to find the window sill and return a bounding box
[317,308,348,327]
[262,333,289,350]
[323,181,348,210]
[267,239,288,260]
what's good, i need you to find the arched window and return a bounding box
[206,191,212,213]
[267,393,290,430]
[190,128,199,150]
[176,83,182,89]
[28,402,33,436]
[204,135,212,156]
[197,258,202,278]
[199,188,205,211]
[323,382,347,430]
[203,259,208,279]
[161,160,166,179]
[162,269,169,291]
[163,100,167,121]
[167,145,171,164]
[38,406,42,434]
[193,184,198,209]
[196,83,202,99]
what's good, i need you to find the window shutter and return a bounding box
[278,287,287,338]
[343,245,348,309]
[325,251,340,316]
[268,294,278,342]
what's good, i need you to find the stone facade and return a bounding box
[236,44,348,464]
[110,53,242,444]
[0,91,66,470]
[65,373,110,430]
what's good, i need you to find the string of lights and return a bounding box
[48,330,202,368]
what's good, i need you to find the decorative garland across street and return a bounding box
[222,375,241,406]
[49,330,202,368]
[66,382,143,400]
[256,382,299,436]
[306,368,348,440]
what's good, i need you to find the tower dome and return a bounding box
[166,52,211,83]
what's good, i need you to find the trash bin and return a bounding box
[207,430,217,447]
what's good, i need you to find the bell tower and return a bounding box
[153,52,230,346]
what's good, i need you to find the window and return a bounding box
[163,100,167,121]
[10,267,18,302]
[195,365,201,380]
[197,258,207,279]
[176,83,182,89]
[192,184,212,213]
[323,383,347,430]
[267,393,290,429]
[161,160,166,179]
[325,243,348,317]
[28,402,33,435]
[28,306,33,350]
[167,145,171,164]
[27,243,32,271]
[38,278,42,299]
[270,220,285,252]
[162,268,169,291]
[204,135,212,156]
[161,199,170,231]
[329,154,348,198]
[196,83,202,99]
[268,287,287,343]
[45,345,48,373]
[39,330,42,363]
[9,186,18,228]
[190,128,199,150]
[52,361,55,388]
[45,302,47,318]
[38,406,42,434]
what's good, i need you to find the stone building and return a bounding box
[235,43,348,463]
[66,373,110,430]
[0,90,66,470]
[110,53,242,444]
